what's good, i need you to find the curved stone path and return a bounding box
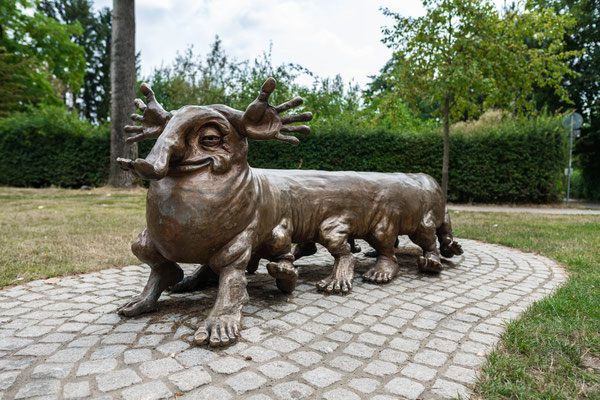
[0,239,566,400]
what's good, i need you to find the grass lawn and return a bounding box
[1,187,599,398]
[0,186,146,286]
[451,211,600,399]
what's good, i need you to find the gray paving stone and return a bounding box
[258,360,299,379]
[31,363,74,379]
[348,377,379,394]
[46,347,88,363]
[14,379,60,399]
[323,388,361,400]
[363,359,398,376]
[0,371,20,390]
[208,356,248,374]
[89,345,126,360]
[176,348,218,367]
[379,348,409,364]
[140,357,183,378]
[328,355,363,372]
[343,342,376,358]
[124,348,152,364]
[389,337,420,352]
[168,366,211,391]
[384,377,424,399]
[414,349,448,367]
[272,381,313,399]
[226,370,267,394]
[431,378,470,399]
[190,386,232,400]
[156,339,190,355]
[401,362,437,381]
[121,381,172,400]
[302,366,341,388]
[15,343,60,356]
[444,365,479,384]
[76,358,117,376]
[63,381,90,400]
[96,368,141,392]
[287,351,322,366]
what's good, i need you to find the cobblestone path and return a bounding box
[0,239,566,400]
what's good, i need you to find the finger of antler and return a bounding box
[274,133,300,146]
[130,113,143,122]
[280,125,311,135]
[281,112,313,124]
[134,98,147,113]
[124,125,144,133]
[258,77,276,101]
[140,82,156,103]
[275,97,303,113]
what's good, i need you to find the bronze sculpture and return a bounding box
[116,78,463,346]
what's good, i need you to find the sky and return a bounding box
[92,0,507,89]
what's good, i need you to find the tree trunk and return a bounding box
[108,0,136,187]
[441,95,450,202]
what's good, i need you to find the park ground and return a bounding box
[1,186,599,399]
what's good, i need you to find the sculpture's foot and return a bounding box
[194,313,241,347]
[349,238,362,253]
[118,267,183,317]
[362,257,399,284]
[169,264,218,293]
[418,252,443,273]
[440,238,463,258]
[317,254,355,294]
[266,260,298,294]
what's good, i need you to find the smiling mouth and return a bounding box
[170,157,211,173]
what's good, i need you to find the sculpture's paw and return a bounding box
[440,238,463,258]
[362,268,394,284]
[117,295,157,317]
[194,316,240,347]
[267,261,298,294]
[316,275,353,294]
[418,255,443,273]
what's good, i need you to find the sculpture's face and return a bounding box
[132,106,248,180]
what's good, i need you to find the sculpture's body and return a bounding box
[116,79,462,346]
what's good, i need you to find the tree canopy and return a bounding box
[378,0,577,197]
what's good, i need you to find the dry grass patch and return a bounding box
[0,186,146,287]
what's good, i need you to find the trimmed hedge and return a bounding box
[0,108,567,203]
[248,115,567,203]
[0,106,109,187]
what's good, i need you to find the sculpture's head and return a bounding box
[117,78,312,181]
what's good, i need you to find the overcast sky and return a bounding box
[92,0,507,89]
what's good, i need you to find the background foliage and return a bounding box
[0,106,566,203]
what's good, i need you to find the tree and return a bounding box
[527,0,600,199]
[37,0,112,121]
[108,0,136,187]
[380,0,576,199]
[0,0,85,114]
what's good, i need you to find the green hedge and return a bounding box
[248,115,567,203]
[0,107,567,203]
[0,106,109,187]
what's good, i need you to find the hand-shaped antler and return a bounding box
[242,77,312,145]
[124,83,172,144]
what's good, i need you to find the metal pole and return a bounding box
[566,123,573,204]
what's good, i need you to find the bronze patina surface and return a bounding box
[116,78,463,346]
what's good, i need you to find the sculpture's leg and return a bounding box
[118,228,184,317]
[362,225,399,284]
[409,211,443,273]
[437,212,463,258]
[349,238,362,253]
[194,234,252,347]
[364,236,399,258]
[246,253,262,274]
[316,219,355,294]
[265,220,297,294]
[168,264,218,293]
[292,242,317,260]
